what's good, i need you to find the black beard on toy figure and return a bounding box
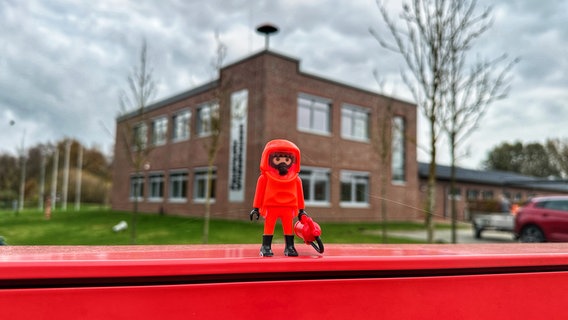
[276,163,289,176]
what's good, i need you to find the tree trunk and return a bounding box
[202,159,215,244]
[450,133,458,243]
[131,196,138,245]
[426,117,437,243]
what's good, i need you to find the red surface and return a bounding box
[2,244,568,319]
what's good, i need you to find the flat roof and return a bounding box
[419,162,568,192]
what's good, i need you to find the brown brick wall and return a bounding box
[111,51,420,222]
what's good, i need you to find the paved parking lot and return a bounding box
[390,228,517,244]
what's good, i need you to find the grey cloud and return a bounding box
[1,0,567,169]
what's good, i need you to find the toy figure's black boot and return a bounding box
[284,235,298,256]
[260,235,274,257]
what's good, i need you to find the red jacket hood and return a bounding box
[260,139,301,182]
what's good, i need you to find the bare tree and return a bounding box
[371,73,395,243]
[371,0,454,242]
[371,0,517,242]
[202,32,228,244]
[440,1,518,243]
[119,39,157,244]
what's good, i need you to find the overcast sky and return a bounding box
[1,0,567,169]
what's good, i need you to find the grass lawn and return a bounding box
[0,208,430,245]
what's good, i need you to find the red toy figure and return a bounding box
[250,139,307,257]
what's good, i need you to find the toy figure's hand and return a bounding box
[250,208,260,221]
[298,209,308,222]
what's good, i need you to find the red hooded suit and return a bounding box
[253,139,305,236]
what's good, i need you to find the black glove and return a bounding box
[250,208,260,221]
[298,209,307,221]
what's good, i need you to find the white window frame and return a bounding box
[129,174,145,201]
[297,94,331,136]
[193,168,216,203]
[447,187,462,201]
[197,102,219,137]
[340,170,370,208]
[148,172,165,202]
[151,117,168,146]
[341,104,369,141]
[172,109,191,142]
[482,190,494,200]
[169,170,188,203]
[300,167,331,207]
[467,189,480,201]
[132,122,147,151]
[391,116,406,184]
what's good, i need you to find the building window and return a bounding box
[467,189,480,200]
[297,94,331,135]
[172,110,191,142]
[482,190,494,200]
[197,102,220,137]
[447,187,462,200]
[169,171,188,202]
[151,117,168,146]
[340,171,369,206]
[341,105,369,141]
[391,116,406,183]
[149,173,164,201]
[129,174,145,200]
[300,167,330,205]
[194,168,216,202]
[132,123,147,150]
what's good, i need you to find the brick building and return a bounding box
[111,50,419,222]
[419,163,568,221]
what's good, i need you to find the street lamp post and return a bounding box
[38,149,46,211]
[51,148,59,211]
[75,146,83,211]
[62,140,72,211]
[18,129,27,214]
[9,121,26,214]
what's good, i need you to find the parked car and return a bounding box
[472,212,514,239]
[515,196,568,242]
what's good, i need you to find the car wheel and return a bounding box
[473,226,482,239]
[519,225,545,243]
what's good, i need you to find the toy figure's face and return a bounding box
[270,152,295,176]
[259,139,301,181]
